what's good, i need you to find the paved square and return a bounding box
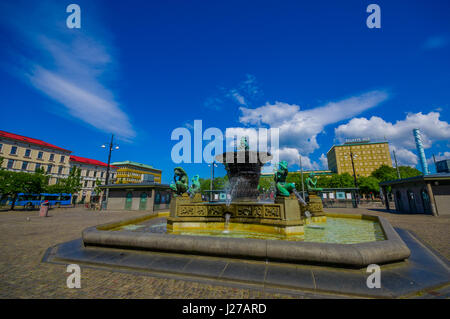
[0,207,448,298]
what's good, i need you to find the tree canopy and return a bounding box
[0,166,82,210]
[371,164,422,183]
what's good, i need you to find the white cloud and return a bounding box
[319,153,328,169]
[1,1,135,140]
[239,90,389,155]
[392,147,418,167]
[229,90,246,105]
[335,112,450,166]
[205,74,263,110]
[275,148,319,170]
[261,148,320,174]
[427,152,450,165]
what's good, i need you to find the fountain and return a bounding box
[167,137,307,238]
[79,137,411,269]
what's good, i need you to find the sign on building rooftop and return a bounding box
[344,137,371,144]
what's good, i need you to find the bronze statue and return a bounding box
[170,167,189,195]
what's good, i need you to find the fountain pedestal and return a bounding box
[275,194,302,221]
[305,192,326,223]
[169,193,191,218]
[167,196,304,238]
[167,149,305,238]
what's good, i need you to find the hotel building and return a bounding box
[327,140,392,177]
[69,155,118,203]
[0,130,71,184]
[111,160,162,184]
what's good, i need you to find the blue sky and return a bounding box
[0,0,449,183]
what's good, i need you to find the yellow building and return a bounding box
[0,130,71,185]
[327,140,392,177]
[112,160,162,184]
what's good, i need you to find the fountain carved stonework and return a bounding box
[304,173,326,222]
[167,143,306,238]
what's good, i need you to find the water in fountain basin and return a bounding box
[223,213,231,233]
[304,210,325,229]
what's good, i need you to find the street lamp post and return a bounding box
[101,134,119,209]
[346,151,359,208]
[299,155,305,199]
[349,151,358,189]
[393,150,401,179]
[208,161,218,201]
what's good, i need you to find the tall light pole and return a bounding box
[208,161,218,201]
[345,151,359,208]
[393,150,401,179]
[101,134,119,209]
[349,151,358,189]
[299,155,305,199]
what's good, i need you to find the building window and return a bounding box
[58,166,63,175]
[37,151,43,159]
[93,171,97,177]
[60,155,65,163]
[24,149,31,157]
[22,161,28,170]
[84,180,89,187]
[101,171,104,178]
[47,165,53,174]
[86,170,90,177]
[7,159,14,169]
[10,146,17,155]
[49,154,54,161]
[35,163,41,171]
[0,143,3,152]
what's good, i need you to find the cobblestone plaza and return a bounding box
[1,207,449,299]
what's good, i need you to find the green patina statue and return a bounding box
[305,172,323,192]
[274,161,296,197]
[170,167,189,195]
[189,174,201,194]
[239,136,250,151]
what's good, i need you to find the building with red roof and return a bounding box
[0,130,72,185]
[0,130,71,153]
[69,155,118,204]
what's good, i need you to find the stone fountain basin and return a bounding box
[81,212,410,268]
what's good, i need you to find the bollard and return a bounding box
[39,201,49,217]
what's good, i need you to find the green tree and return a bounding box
[317,175,331,188]
[328,173,354,188]
[199,178,211,192]
[45,166,82,195]
[213,175,228,190]
[94,178,102,195]
[398,166,422,178]
[371,165,397,182]
[65,166,82,194]
[0,171,46,210]
[258,176,273,192]
[357,176,380,195]
[371,164,422,182]
[198,176,229,193]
